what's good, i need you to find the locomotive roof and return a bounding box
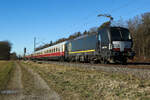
[71,33,97,41]
[110,27,129,30]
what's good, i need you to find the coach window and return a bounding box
[62,45,64,52]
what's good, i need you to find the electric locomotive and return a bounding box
[65,26,135,64]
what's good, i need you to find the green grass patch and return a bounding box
[0,61,14,90]
[22,61,150,100]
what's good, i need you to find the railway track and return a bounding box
[35,60,150,69]
[32,60,150,79]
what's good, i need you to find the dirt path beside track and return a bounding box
[20,62,60,100]
[0,62,60,100]
[1,62,24,100]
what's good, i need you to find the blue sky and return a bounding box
[0,0,149,55]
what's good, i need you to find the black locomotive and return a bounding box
[65,26,135,64]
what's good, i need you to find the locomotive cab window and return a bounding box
[98,28,110,45]
[110,27,132,41]
[98,33,101,41]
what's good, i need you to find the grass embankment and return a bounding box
[0,61,14,90]
[22,61,150,100]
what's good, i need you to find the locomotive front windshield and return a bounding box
[110,28,131,41]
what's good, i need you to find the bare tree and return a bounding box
[0,41,12,60]
[127,12,150,58]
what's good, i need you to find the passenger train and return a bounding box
[25,26,135,64]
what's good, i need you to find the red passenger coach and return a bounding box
[32,41,66,60]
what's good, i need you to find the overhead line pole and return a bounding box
[34,37,36,53]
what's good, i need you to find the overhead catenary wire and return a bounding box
[80,0,136,29]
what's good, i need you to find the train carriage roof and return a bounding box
[35,41,67,53]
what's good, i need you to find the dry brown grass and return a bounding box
[22,61,150,100]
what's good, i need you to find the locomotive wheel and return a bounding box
[101,58,109,64]
[90,60,95,64]
[90,58,97,64]
[121,58,127,65]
